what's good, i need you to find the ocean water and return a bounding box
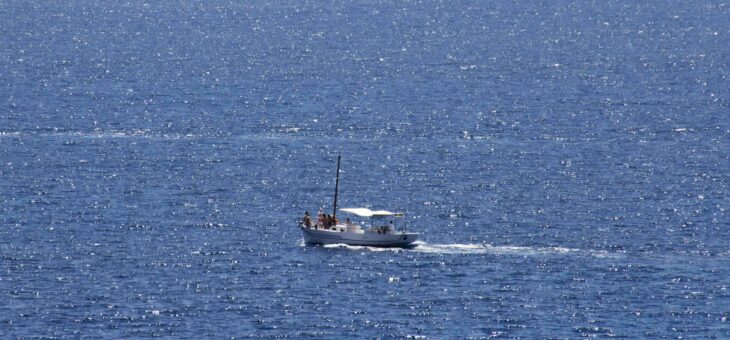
[2,0,730,338]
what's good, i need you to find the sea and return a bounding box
[1,0,729,338]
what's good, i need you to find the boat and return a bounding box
[301,207,419,247]
[299,156,419,248]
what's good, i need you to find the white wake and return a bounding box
[314,241,618,258]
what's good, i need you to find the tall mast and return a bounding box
[332,154,341,218]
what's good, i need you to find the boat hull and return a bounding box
[300,226,419,248]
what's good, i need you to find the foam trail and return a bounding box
[413,242,619,258]
[412,242,490,254]
[414,242,618,257]
[299,239,621,258]
[307,240,619,258]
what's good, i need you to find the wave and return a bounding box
[0,129,202,140]
[0,129,320,141]
[0,131,21,137]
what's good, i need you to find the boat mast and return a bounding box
[332,154,341,219]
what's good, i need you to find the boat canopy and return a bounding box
[340,207,403,218]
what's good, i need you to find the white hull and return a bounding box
[300,225,419,248]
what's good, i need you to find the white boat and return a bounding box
[300,207,419,247]
[299,156,419,248]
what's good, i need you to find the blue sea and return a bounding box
[2,1,730,338]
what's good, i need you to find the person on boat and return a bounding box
[302,211,312,228]
[317,213,326,228]
[345,218,352,226]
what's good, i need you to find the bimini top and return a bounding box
[340,208,403,218]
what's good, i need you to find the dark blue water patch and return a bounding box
[3,0,730,338]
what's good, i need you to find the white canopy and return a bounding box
[340,208,403,218]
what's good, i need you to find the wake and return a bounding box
[316,241,619,258]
